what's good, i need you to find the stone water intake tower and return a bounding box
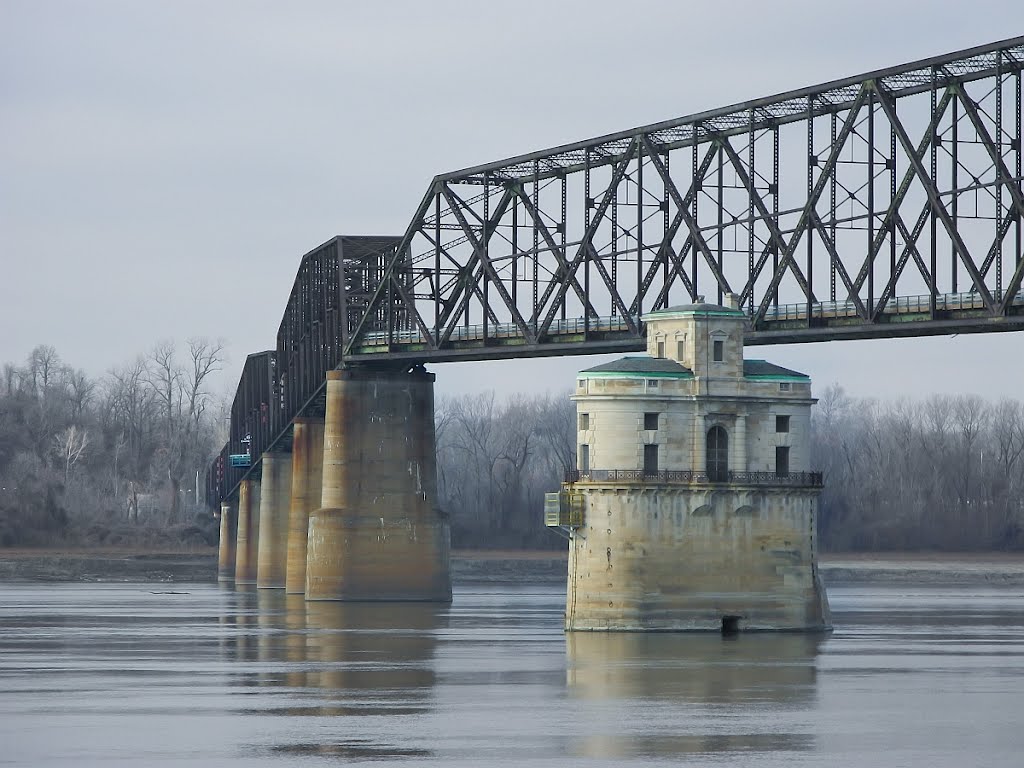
[548,297,831,632]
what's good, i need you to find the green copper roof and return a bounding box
[743,360,810,380]
[578,357,693,379]
[577,356,808,381]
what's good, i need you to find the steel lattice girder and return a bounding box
[210,37,1024,506]
[346,36,1024,360]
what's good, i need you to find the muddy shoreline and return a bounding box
[1,549,1023,586]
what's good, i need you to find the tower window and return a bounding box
[643,444,659,475]
[656,340,665,358]
[776,446,790,477]
[579,444,590,472]
[706,426,729,482]
[779,382,791,391]
[776,415,790,433]
[713,340,724,362]
[647,379,659,388]
[677,340,685,359]
[579,413,590,431]
[644,412,659,430]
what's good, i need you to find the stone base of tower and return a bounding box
[304,367,451,602]
[564,484,831,632]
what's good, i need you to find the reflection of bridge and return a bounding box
[207,38,1024,601]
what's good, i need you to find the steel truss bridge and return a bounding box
[208,37,1024,505]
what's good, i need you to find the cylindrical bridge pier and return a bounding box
[285,418,325,594]
[306,367,451,601]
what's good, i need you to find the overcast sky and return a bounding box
[2,1,1022,405]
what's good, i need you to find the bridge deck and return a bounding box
[347,291,1024,362]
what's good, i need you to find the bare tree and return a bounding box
[66,368,95,423]
[991,399,1024,545]
[27,345,61,398]
[146,338,223,521]
[533,392,576,477]
[105,357,157,492]
[54,425,89,485]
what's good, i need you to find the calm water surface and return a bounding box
[0,581,1022,766]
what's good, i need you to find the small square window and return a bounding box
[647,379,659,388]
[579,413,590,431]
[577,379,585,389]
[713,340,724,362]
[779,382,791,391]
[776,415,790,433]
[644,412,659,430]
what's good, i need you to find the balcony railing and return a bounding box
[565,469,823,487]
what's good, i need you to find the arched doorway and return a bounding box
[706,426,729,482]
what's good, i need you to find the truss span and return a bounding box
[347,36,1024,359]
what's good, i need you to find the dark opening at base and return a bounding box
[721,615,741,635]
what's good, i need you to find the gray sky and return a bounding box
[2,0,1022,404]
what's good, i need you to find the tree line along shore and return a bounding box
[1,344,1022,553]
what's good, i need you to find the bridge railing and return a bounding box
[566,469,824,487]
[355,314,639,348]
[349,289,1024,350]
[763,289,1024,322]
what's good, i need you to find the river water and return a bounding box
[1,580,1022,767]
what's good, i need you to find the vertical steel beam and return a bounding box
[637,141,645,317]
[748,116,756,311]
[692,133,699,298]
[772,124,780,308]
[532,160,539,334]
[930,68,939,316]
[807,96,815,322]
[830,112,837,302]
[584,148,592,333]
[997,52,1004,297]
[612,164,619,314]
[560,172,567,321]
[434,189,441,337]
[716,141,724,306]
[868,91,875,313]
[951,94,959,293]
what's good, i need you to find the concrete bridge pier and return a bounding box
[217,501,236,582]
[285,418,324,594]
[306,367,451,601]
[234,478,260,585]
[256,452,293,589]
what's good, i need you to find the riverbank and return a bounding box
[1,548,1023,585]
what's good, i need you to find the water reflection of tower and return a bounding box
[566,633,823,760]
